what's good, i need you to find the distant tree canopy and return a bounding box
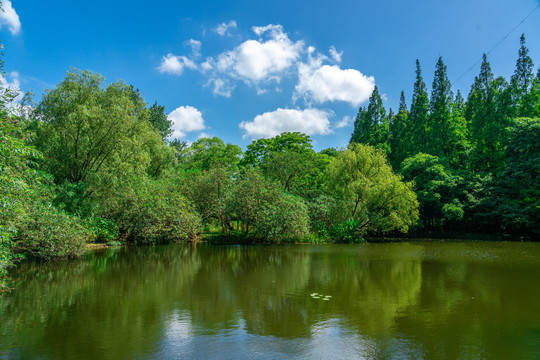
[349,34,540,237]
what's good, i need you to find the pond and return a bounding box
[1,241,540,359]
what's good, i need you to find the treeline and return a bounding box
[350,34,540,237]
[1,34,539,283]
[1,70,419,284]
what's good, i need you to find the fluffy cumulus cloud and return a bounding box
[205,24,303,93]
[295,54,375,107]
[158,39,201,75]
[168,106,206,138]
[335,115,353,129]
[157,23,377,113]
[0,0,21,35]
[214,20,237,36]
[240,108,332,139]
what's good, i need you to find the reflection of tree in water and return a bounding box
[304,244,423,337]
[393,242,540,360]
[3,243,539,359]
[184,246,312,336]
[184,244,423,339]
[0,246,202,360]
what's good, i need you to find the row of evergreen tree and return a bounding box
[349,34,540,236]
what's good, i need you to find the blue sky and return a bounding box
[2,0,540,150]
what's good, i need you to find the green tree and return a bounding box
[465,55,512,172]
[184,167,234,232]
[242,132,322,197]
[242,132,313,167]
[350,86,389,153]
[400,153,465,228]
[37,69,166,185]
[325,143,419,238]
[148,101,173,140]
[428,57,454,156]
[511,34,534,116]
[409,60,429,154]
[181,136,242,171]
[226,169,310,242]
[389,91,409,169]
[480,118,540,235]
[99,176,201,243]
[521,68,540,117]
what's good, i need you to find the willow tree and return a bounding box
[325,143,419,236]
[37,69,168,185]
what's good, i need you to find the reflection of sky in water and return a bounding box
[2,243,540,359]
[155,315,425,359]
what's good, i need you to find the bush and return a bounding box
[14,204,91,260]
[255,192,310,243]
[101,177,202,244]
[227,169,310,242]
[86,217,119,243]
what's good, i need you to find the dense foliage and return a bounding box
[349,34,540,238]
[1,33,539,283]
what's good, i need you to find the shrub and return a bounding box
[101,177,201,244]
[14,204,91,260]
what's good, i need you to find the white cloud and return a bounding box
[213,24,303,85]
[168,106,206,138]
[186,39,202,58]
[335,115,353,129]
[240,108,332,139]
[294,54,375,107]
[208,78,234,97]
[214,20,237,36]
[158,54,185,75]
[158,53,197,75]
[197,132,210,139]
[329,46,342,63]
[0,0,21,35]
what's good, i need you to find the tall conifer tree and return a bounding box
[350,86,388,151]
[389,91,410,168]
[511,33,534,116]
[428,57,454,157]
[409,60,429,154]
[466,54,511,172]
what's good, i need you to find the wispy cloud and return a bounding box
[214,20,237,36]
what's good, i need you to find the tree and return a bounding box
[400,153,465,228]
[511,34,534,116]
[37,69,166,185]
[148,101,173,140]
[227,169,310,242]
[389,91,409,169]
[181,136,242,171]
[466,55,512,172]
[521,68,540,117]
[325,143,419,237]
[480,118,540,236]
[350,86,389,153]
[242,132,320,197]
[428,57,454,157]
[242,132,313,167]
[184,167,234,232]
[409,60,429,154]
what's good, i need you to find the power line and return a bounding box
[451,3,540,87]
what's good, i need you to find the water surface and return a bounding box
[1,242,540,359]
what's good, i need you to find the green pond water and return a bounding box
[1,241,540,359]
